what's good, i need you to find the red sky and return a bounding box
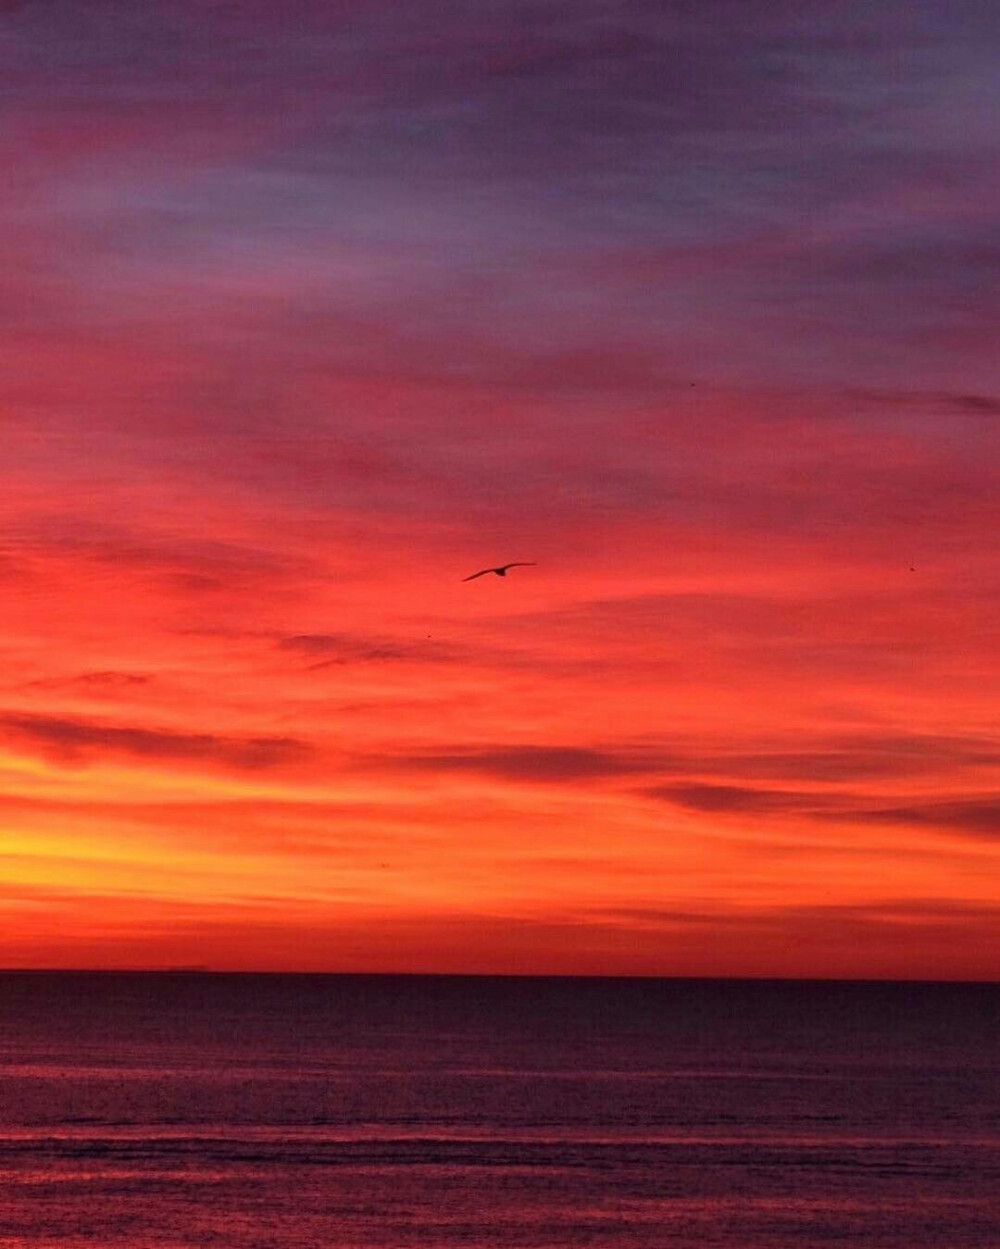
[2,0,999,977]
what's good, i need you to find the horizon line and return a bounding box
[1,968,998,986]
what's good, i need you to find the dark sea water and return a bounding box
[1,974,999,1248]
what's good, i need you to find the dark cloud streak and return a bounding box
[375,730,999,787]
[847,798,1000,839]
[277,632,458,667]
[378,745,673,783]
[0,712,311,771]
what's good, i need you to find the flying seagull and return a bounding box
[462,562,537,582]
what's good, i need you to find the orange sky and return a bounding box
[2,0,999,977]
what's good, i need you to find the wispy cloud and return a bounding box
[373,730,999,787]
[645,783,834,815]
[375,745,673,783]
[26,670,153,693]
[276,632,456,667]
[645,783,1000,841]
[847,797,1000,839]
[0,712,311,771]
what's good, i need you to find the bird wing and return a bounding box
[500,562,537,571]
[462,568,494,581]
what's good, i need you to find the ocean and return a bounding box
[1,974,998,1247]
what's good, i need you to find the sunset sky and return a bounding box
[2,0,999,977]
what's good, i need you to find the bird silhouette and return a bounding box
[462,562,537,582]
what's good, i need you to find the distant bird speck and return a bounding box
[462,562,537,582]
